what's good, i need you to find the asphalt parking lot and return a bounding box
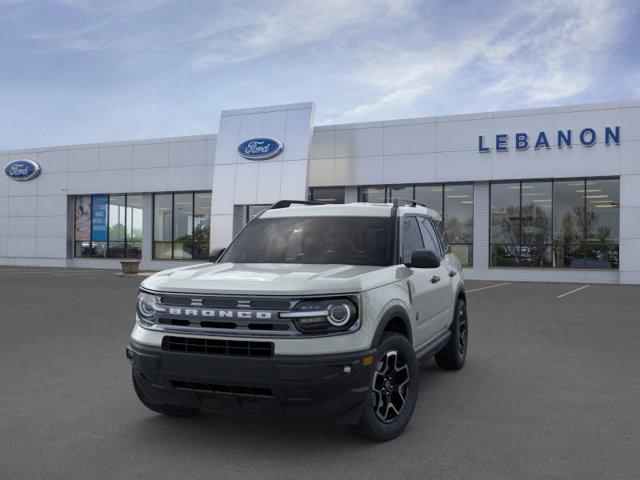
[1,267,639,480]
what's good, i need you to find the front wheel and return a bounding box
[435,298,468,370]
[350,333,419,441]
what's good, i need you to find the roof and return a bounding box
[260,202,442,220]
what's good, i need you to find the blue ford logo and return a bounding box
[237,137,283,160]
[4,159,41,181]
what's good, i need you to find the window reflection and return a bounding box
[358,183,473,266]
[74,193,143,259]
[309,187,345,204]
[358,186,386,203]
[491,178,619,269]
[126,195,143,258]
[153,192,212,260]
[520,181,552,267]
[490,183,520,266]
[415,185,443,214]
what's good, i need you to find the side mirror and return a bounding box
[406,249,440,269]
[208,247,226,263]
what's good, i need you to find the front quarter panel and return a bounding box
[362,278,415,349]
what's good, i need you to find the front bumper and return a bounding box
[127,340,376,424]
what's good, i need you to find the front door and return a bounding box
[400,216,447,346]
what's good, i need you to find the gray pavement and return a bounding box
[1,267,639,479]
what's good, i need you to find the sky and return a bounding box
[1,0,639,150]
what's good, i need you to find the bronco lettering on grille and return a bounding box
[163,307,273,320]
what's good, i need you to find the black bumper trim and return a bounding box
[127,340,376,424]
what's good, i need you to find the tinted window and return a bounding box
[401,217,424,264]
[418,217,442,257]
[221,217,395,266]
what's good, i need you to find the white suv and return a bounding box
[127,199,468,441]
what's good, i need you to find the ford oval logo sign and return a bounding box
[4,159,41,181]
[237,137,283,160]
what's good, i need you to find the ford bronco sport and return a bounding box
[127,199,468,441]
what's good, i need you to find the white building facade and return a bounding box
[1,100,639,284]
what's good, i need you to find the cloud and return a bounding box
[334,0,627,122]
[481,0,622,104]
[0,0,635,149]
[190,0,415,69]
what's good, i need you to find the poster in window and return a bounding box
[75,196,91,241]
[91,195,108,242]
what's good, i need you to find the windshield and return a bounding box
[220,216,395,266]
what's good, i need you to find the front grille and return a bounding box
[162,336,274,357]
[171,380,274,397]
[151,294,297,335]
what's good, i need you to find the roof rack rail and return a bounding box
[269,199,322,210]
[392,198,429,209]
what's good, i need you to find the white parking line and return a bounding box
[557,284,590,298]
[466,282,511,293]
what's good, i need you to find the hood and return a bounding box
[142,262,402,296]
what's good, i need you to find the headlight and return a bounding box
[281,298,358,334]
[136,291,162,326]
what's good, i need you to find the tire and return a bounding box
[132,371,200,417]
[435,298,468,370]
[350,333,419,441]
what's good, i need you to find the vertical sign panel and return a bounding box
[75,196,91,241]
[91,194,108,242]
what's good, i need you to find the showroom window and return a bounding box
[153,192,211,260]
[358,184,474,266]
[490,178,619,269]
[245,205,271,223]
[309,187,345,204]
[74,194,143,258]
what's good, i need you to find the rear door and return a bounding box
[400,216,443,346]
[418,216,453,332]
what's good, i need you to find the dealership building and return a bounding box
[1,100,639,284]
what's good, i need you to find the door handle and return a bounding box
[448,270,457,277]
[430,275,441,283]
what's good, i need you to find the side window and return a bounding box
[401,216,424,264]
[432,218,451,254]
[418,217,442,257]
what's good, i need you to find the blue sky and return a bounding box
[1,0,639,150]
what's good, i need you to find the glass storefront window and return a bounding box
[246,205,271,223]
[444,184,474,267]
[108,194,126,258]
[173,193,193,260]
[153,194,173,259]
[357,183,473,266]
[388,185,414,201]
[358,186,386,203]
[309,187,345,204]
[415,185,443,214]
[73,194,143,259]
[521,181,552,267]
[490,182,520,267]
[491,178,619,269]
[152,192,212,260]
[194,192,212,260]
[126,195,143,259]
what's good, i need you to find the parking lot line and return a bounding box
[557,284,590,298]
[466,282,511,293]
